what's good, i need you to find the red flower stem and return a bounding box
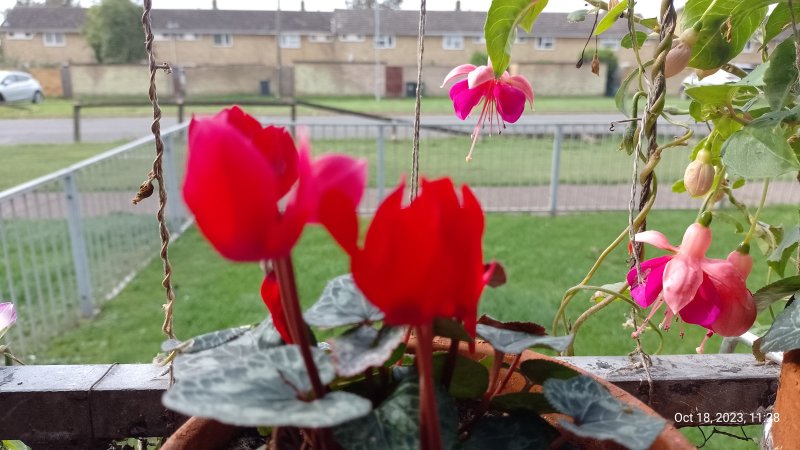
[415,324,442,450]
[492,353,521,397]
[483,349,505,402]
[274,257,326,399]
[441,338,460,390]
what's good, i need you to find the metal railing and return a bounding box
[3,120,799,354]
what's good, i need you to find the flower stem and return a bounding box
[273,258,327,400]
[743,179,770,245]
[415,323,442,450]
[441,338,460,390]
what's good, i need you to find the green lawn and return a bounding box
[0,94,692,119]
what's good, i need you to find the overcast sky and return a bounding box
[2,1,686,17]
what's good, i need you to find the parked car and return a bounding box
[0,71,43,103]
[679,64,756,98]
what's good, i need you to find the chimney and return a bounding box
[455,0,461,11]
[212,0,217,9]
[301,0,305,11]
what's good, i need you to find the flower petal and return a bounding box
[504,74,534,107]
[627,255,671,307]
[261,274,292,344]
[662,255,704,314]
[449,79,487,120]
[441,64,476,87]
[634,230,678,252]
[494,83,526,123]
[702,259,757,336]
[727,250,753,279]
[677,274,721,328]
[678,223,712,258]
[252,125,299,199]
[467,65,495,89]
[0,302,17,337]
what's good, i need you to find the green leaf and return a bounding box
[489,392,557,414]
[712,212,745,234]
[485,0,545,77]
[476,316,573,354]
[544,376,667,450]
[162,324,254,353]
[683,84,757,107]
[621,31,649,49]
[433,317,472,342]
[753,275,800,312]
[638,17,659,30]
[1,441,30,450]
[432,353,490,399]
[764,3,800,45]
[721,125,800,179]
[615,60,652,116]
[594,0,628,36]
[567,9,589,23]
[765,38,799,110]
[164,345,372,428]
[304,274,383,328]
[461,411,559,449]
[519,0,549,32]
[761,299,800,353]
[330,326,406,377]
[334,377,458,450]
[672,179,687,193]
[735,60,770,87]
[750,104,800,128]
[518,359,580,384]
[768,227,800,277]
[682,0,767,70]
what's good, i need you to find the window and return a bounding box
[213,33,233,47]
[280,34,301,49]
[338,34,365,42]
[599,37,620,51]
[443,35,464,50]
[43,32,66,47]
[374,34,395,49]
[7,31,34,40]
[535,37,555,50]
[472,35,486,44]
[309,34,333,43]
[178,33,198,41]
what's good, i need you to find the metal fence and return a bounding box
[2,120,799,354]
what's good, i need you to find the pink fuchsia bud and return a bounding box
[684,149,715,197]
[680,222,712,259]
[665,41,693,78]
[0,302,17,338]
[727,246,753,279]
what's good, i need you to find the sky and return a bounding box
[1,0,686,17]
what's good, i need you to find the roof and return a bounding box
[0,6,632,38]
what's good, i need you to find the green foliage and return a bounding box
[753,275,800,311]
[764,3,800,46]
[432,354,489,399]
[764,38,799,110]
[484,0,549,76]
[721,125,800,179]
[461,412,560,449]
[760,299,800,353]
[84,0,146,64]
[469,51,488,67]
[594,0,628,36]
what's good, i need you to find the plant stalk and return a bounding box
[415,323,442,450]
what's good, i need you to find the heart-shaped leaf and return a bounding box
[519,359,580,384]
[304,275,383,328]
[594,0,628,36]
[164,345,372,428]
[760,299,800,353]
[768,227,800,277]
[489,392,557,414]
[461,411,559,449]
[476,315,572,354]
[432,353,489,399]
[721,125,800,179]
[330,326,406,377]
[754,276,800,312]
[621,31,649,49]
[544,375,666,450]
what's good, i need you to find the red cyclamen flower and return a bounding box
[441,63,534,161]
[627,223,756,351]
[344,178,492,336]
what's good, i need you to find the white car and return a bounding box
[0,71,43,103]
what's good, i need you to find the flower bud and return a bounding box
[684,150,715,197]
[679,27,700,46]
[591,53,600,76]
[665,41,693,78]
[727,247,753,279]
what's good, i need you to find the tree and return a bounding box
[345,0,402,9]
[84,0,145,64]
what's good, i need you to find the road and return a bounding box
[0,113,634,144]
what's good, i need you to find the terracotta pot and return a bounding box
[771,348,800,449]
[162,337,694,450]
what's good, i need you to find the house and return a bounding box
[1,6,93,64]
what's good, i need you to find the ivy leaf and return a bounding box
[768,227,800,277]
[567,9,589,23]
[334,377,459,450]
[518,359,580,384]
[476,315,573,354]
[621,31,649,49]
[753,276,800,312]
[164,345,372,428]
[304,275,383,328]
[764,3,800,46]
[461,411,559,449]
[489,392,557,414]
[485,0,548,77]
[760,299,800,353]
[594,0,628,36]
[682,0,767,70]
[330,326,406,377]
[764,38,799,110]
[544,376,667,450]
[433,353,490,399]
[721,125,800,179]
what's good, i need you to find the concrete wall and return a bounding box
[70,64,173,97]
[295,61,385,96]
[183,65,275,96]
[1,32,95,64]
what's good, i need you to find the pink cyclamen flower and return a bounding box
[0,302,17,338]
[626,223,756,352]
[441,63,534,161]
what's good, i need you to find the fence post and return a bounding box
[73,104,81,143]
[376,124,386,204]
[548,125,563,216]
[290,102,297,136]
[162,132,184,233]
[177,100,185,124]
[64,173,94,317]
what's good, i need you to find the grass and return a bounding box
[0,94,693,119]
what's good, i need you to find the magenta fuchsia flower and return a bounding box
[441,63,534,161]
[626,223,757,353]
[0,302,17,339]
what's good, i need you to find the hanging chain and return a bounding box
[137,0,177,343]
[409,0,427,201]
